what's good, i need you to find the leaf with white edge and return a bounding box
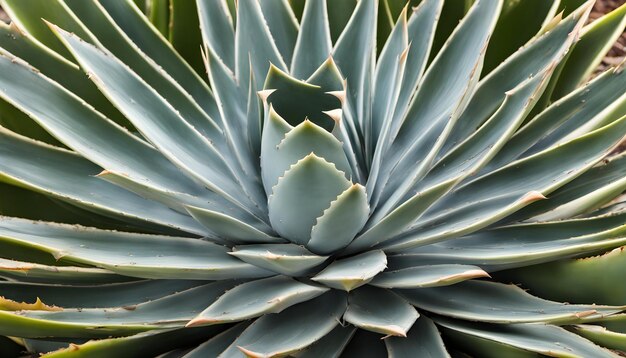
[0,50,206,199]
[344,285,418,337]
[0,217,273,280]
[571,324,626,352]
[98,169,267,232]
[394,218,626,272]
[0,128,205,235]
[219,291,346,358]
[443,2,591,152]
[312,250,387,291]
[482,0,559,75]
[203,46,264,192]
[400,280,623,324]
[54,28,257,212]
[64,0,221,134]
[1,0,98,59]
[388,0,442,139]
[42,327,222,358]
[378,0,501,213]
[308,184,369,255]
[500,245,626,306]
[332,0,376,132]
[183,322,250,358]
[291,0,332,79]
[552,2,626,99]
[369,6,408,156]
[385,316,450,358]
[258,0,298,68]
[96,0,216,115]
[297,325,356,358]
[187,276,328,327]
[0,258,131,285]
[185,205,281,245]
[388,113,626,252]
[0,22,125,126]
[229,244,328,276]
[420,72,551,191]
[0,281,238,339]
[236,0,287,93]
[371,264,489,289]
[268,154,351,245]
[0,280,203,309]
[196,0,234,69]
[514,154,626,221]
[437,318,617,358]
[486,66,626,172]
[348,179,456,253]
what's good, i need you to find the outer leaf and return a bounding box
[389,113,626,252]
[196,0,234,68]
[312,250,387,291]
[96,0,216,116]
[219,291,346,357]
[0,217,272,280]
[444,2,590,154]
[484,66,626,173]
[344,285,418,337]
[42,328,221,358]
[394,217,626,272]
[0,281,238,339]
[332,0,376,136]
[65,0,221,131]
[0,22,125,126]
[235,0,287,93]
[501,245,626,305]
[0,47,209,202]
[54,28,256,213]
[375,0,501,215]
[0,280,203,308]
[482,0,559,75]
[0,259,131,285]
[400,280,623,324]
[258,0,298,68]
[187,276,327,326]
[572,324,626,352]
[437,318,617,358]
[0,128,204,235]
[1,0,98,59]
[552,2,626,99]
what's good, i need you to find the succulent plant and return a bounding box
[1,0,626,356]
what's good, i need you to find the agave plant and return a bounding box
[1,0,626,356]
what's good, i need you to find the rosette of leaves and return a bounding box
[1,0,626,357]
